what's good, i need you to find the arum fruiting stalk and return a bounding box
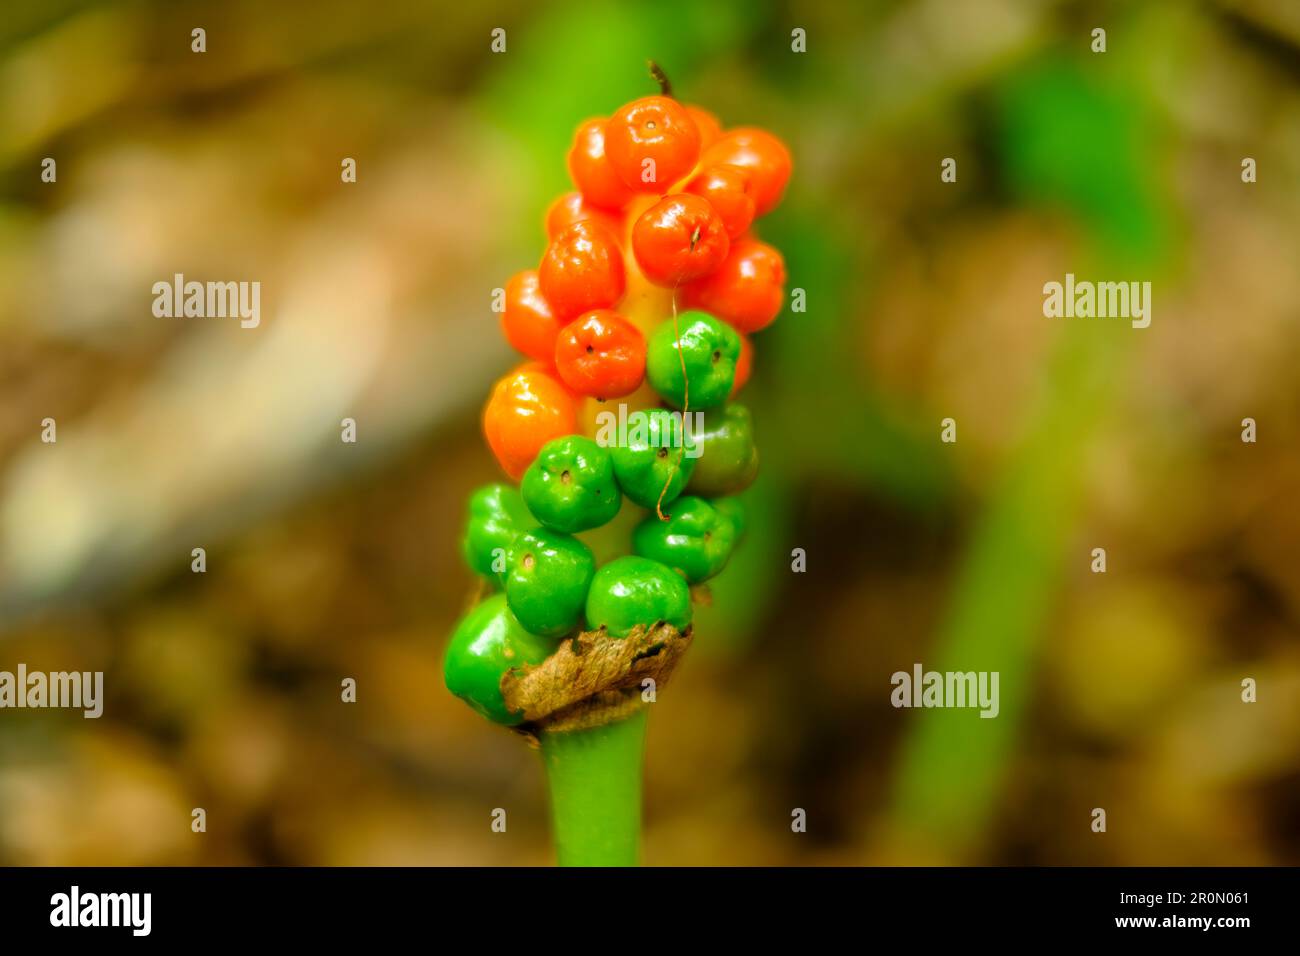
[444,64,789,866]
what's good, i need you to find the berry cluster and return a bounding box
[446,87,791,727]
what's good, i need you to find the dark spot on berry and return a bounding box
[522,553,535,571]
[712,349,722,363]
[586,345,594,354]
[656,447,669,459]
[560,469,572,485]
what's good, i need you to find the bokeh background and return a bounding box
[1,0,1298,865]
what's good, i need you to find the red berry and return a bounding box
[731,333,753,396]
[631,194,729,287]
[539,221,626,321]
[545,191,623,241]
[554,309,646,399]
[684,105,722,147]
[500,270,562,362]
[681,237,785,333]
[701,128,792,216]
[568,118,635,210]
[683,164,755,240]
[604,96,701,193]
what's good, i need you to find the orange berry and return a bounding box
[539,220,626,321]
[483,365,578,480]
[604,96,701,193]
[544,191,624,241]
[554,309,646,400]
[631,193,729,286]
[683,164,755,240]
[701,128,792,215]
[681,237,785,333]
[500,270,562,362]
[568,118,635,210]
[684,105,723,147]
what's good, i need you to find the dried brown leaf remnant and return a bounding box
[501,622,693,735]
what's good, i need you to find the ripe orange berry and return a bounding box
[554,309,646,399]
[681,237,786,333]
[701,128,792,216]
[631,194,729,287]
[604,96,701,193]
[684,105,723,147]
[483,365,578,480]
[683,164,755,239]
[545,191,623,241]
[568,118,636,210]
[538,220,626,321]
[500,270,562,362]
[731,333,753,396]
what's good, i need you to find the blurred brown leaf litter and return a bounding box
[1,0,1299,864]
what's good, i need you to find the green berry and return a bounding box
[443,594,552,725]
[462,483,532,584]
[686,402,758,496]
[710,496,747,543]
[521,435,621,533]
[505,528,595,637]
[585,556,692,638]
[645,311,740,410]
[609,408,696,509]
[632,496,736,584]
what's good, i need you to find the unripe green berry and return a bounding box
[608,408,696,509]
[522,435,621,533]
[632,496,736,584]
[710,496,747,543]
[645,311,740,410]
[505,528,595,637]
[443,594,552,725]
[462,483,533,584]
[686,402,758,496]
[585,555,692,638]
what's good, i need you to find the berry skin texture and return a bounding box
[501,270,563,362]
[462,483,533,584]
[585,555,693,638]
[443,594,553,725]
[681,238,786,333]
[685,402,759,496]
[607,408,697,509]
[505,528,596,638]
[645,310,741,410]
[604,96,701,193]
[554,309,646,399]
[539,221,627,321]
[684,164,755,240]
[700,128,792,215]
[632,496,736,584]
[545,191,623,241]
[631,194,730,286]
[568,118,635,210]
[521,435,621,534]
[483,365,579,480]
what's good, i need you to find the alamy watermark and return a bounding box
[152,273,261,328]
[891,663,999,718]
[1043,273,1151,329]
[0,664,103,718]
[593,405,703,458]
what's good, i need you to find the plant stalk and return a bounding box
[539,709,648,866]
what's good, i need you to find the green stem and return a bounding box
[539,709,648,866]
